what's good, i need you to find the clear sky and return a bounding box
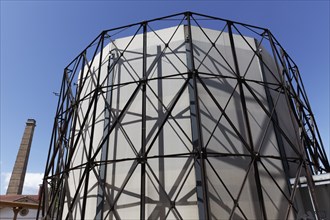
[1,1,329,195]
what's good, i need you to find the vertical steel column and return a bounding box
[81,33,105,220]
[96,53,115,219]
[185,12,210,220]
[227,22,267,219]
[267,31,321,220]
[255,39,292,195]
[140,22,147,220]
[297,78,320,220]
[157,45,166,218]
[59,56,86,219]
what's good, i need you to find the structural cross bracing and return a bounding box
[38,12,330,220]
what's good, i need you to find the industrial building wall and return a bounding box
[0,207,40,220]
[63,25,301,219]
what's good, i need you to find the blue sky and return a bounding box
[1,1,329,194]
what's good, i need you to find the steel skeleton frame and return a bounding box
[38,12,330,220]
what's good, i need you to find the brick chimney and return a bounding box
[6,119,36,195]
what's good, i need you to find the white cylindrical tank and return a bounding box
[59,24,311,219]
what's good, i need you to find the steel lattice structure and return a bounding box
[38,12,329,220]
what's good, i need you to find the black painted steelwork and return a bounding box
[38,12,330,220]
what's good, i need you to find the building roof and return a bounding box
[0,195,39,203]
[0,195,40,209]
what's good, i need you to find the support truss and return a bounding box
[38,12,329,220]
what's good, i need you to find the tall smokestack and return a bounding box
[6,119,36,195]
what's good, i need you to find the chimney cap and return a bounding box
[26,119,36,126]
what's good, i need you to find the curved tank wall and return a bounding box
[62,25,297,219]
